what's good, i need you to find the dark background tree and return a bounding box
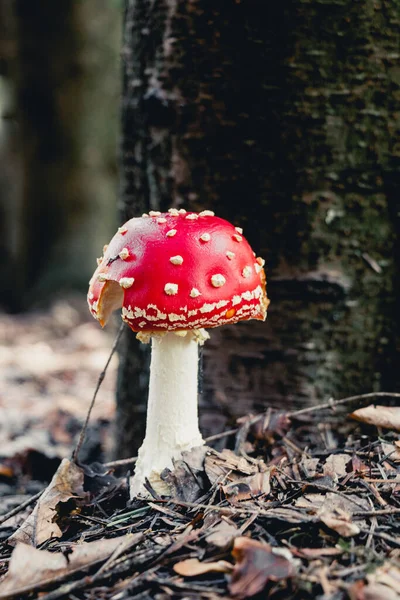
[0,0,121,310]
[0,0,22,309]
[116,0,400,456]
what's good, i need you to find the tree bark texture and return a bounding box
[9,0,121,308]
[117,0,400,456]
[0,0,23,310]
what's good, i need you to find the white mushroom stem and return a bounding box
[130,332,204,498]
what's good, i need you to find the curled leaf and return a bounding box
[8,458,87,546]
[319,511,360,537]
[367,563,400,595]
[350,405,400,432]
[323,454,350,479]
[223,468,271,503]
[230,537,297,598]
[205,449,271,503]
[205,518,239,549]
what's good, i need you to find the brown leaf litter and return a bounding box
[0,533,142,599]
[1,302,400,599]
[8,458,87,546]
[0,298,117,466]
[229,537,298,598]
[0,398,400,599]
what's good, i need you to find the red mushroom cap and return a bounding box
[88,210,269,332]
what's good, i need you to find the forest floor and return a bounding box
[0,298,399,600]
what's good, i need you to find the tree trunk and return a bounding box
[117,0,400,456]
[0,0,23,310]
[10,0,121,308]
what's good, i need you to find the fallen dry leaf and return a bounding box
[367,563,400,596]
[205,449,271,503]
[300,457,320,478]
[319,511,360,537]
[205,518,239,549]
[296,492,368,514]
[173,557,232,577]
[295,493,326,511]
[8,458,87,546]
[0,534,141,599]
[323,453,350,479]
[161,446,208,502]
[349,579,400,600]
[223,468,271,503]
[350,405,400,432]
[381,442,400,463]
[322,492,369,515]
[229,537,297,598]
[363,584,399,600]
[295,492,368,537]
[350,454,369,475]
[240,411,291,444]
[205,449,254,484]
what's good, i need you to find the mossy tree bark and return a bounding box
[117,0,400,456]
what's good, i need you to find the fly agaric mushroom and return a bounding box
[88,209,269,497]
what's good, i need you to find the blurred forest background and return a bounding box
[0,0,122,309]
[0,0,399,458]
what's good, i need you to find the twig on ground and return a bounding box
[365,498,377,550]
[282,479,369,510]
[72,322,125,463]
[91,533,144,582]
[205,428,238,443]
[358,526,400,547]
[155,498,316,521]
[288,391,400,418]
[353,508,400,517]
[150,575,225,597]
[103,456,138,469]
[204,391,400,445]
[0,490,44,526]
